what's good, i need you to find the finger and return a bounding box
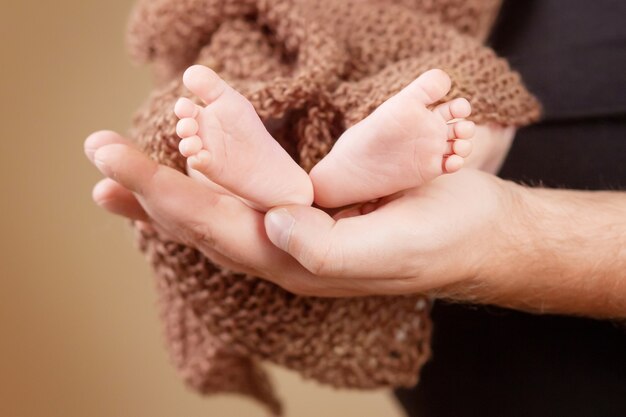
[92,178,149,221]
[84,130,133,163]
[93,144,162,194]
[84,135,368,298]
[92,144,229,229]
[89,140,371,297]
[264,206,408,279]
[91,143,275,266]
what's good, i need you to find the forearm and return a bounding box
[475,183,626,318]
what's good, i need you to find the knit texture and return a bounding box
[126,0,540,413]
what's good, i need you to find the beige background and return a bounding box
[0,1,405,416]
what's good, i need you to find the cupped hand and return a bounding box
[86,131,386,297]
[264,165,514,295]
[84,131,409,297]
[85,130,513,297]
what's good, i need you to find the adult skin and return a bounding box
[85,130,626,319]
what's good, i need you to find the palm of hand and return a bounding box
[308,169,504,291]
[88,131,505,297]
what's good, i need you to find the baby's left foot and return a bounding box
[310,69,474,208]
[174,65,313,210]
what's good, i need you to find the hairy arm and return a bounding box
[264,171,626,319]
[449,184,626,319]
[87,131,625,319]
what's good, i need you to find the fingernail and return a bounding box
[265,209,295,251]
[93,150,107,172]
[93,148,113,177]
[84,145,96,161]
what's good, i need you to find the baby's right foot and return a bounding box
[310,69,475,208]
[175,65,313,210]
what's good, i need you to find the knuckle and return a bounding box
[307,252,331,276]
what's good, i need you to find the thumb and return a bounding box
[265,205,333,247]
[264,206,340,276]
[264,206,393,278]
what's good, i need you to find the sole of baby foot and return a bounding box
[310,68,475,208]
[174,65,313,210]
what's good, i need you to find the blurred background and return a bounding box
[0,1,404,416]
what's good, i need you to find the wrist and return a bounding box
[474,182,545,306]
[472,177,529,295]
[470,184,626,318]
[434,177,551,309]
[428,173,522,297]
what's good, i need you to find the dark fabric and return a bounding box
[395,1,626,416]
[490,0,626,122]
[500,117,626,190]
[396,306,626,417]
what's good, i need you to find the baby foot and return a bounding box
[175,65,313,210]
[310,69,475,208]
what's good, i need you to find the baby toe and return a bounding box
[408,68,452,105]
[443,154,465,173]
[452,140,473,158]
[436,98,472,122]
[449,98,472,119]
[183,65,227,104]
[448,120,476,140]
[187,149,212,172]
[174,97,199,119]
[176,118,199,138]
[179,136,203,157]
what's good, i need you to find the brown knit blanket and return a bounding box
[126,0,540,414]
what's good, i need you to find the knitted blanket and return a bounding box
[126,0,540,413]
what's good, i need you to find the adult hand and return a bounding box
[264,172,626,318]
[85,131,355,296]
[85,130,512,297]
[86,131,626,318]
[263,167,511,295]
[86,130,494,297]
